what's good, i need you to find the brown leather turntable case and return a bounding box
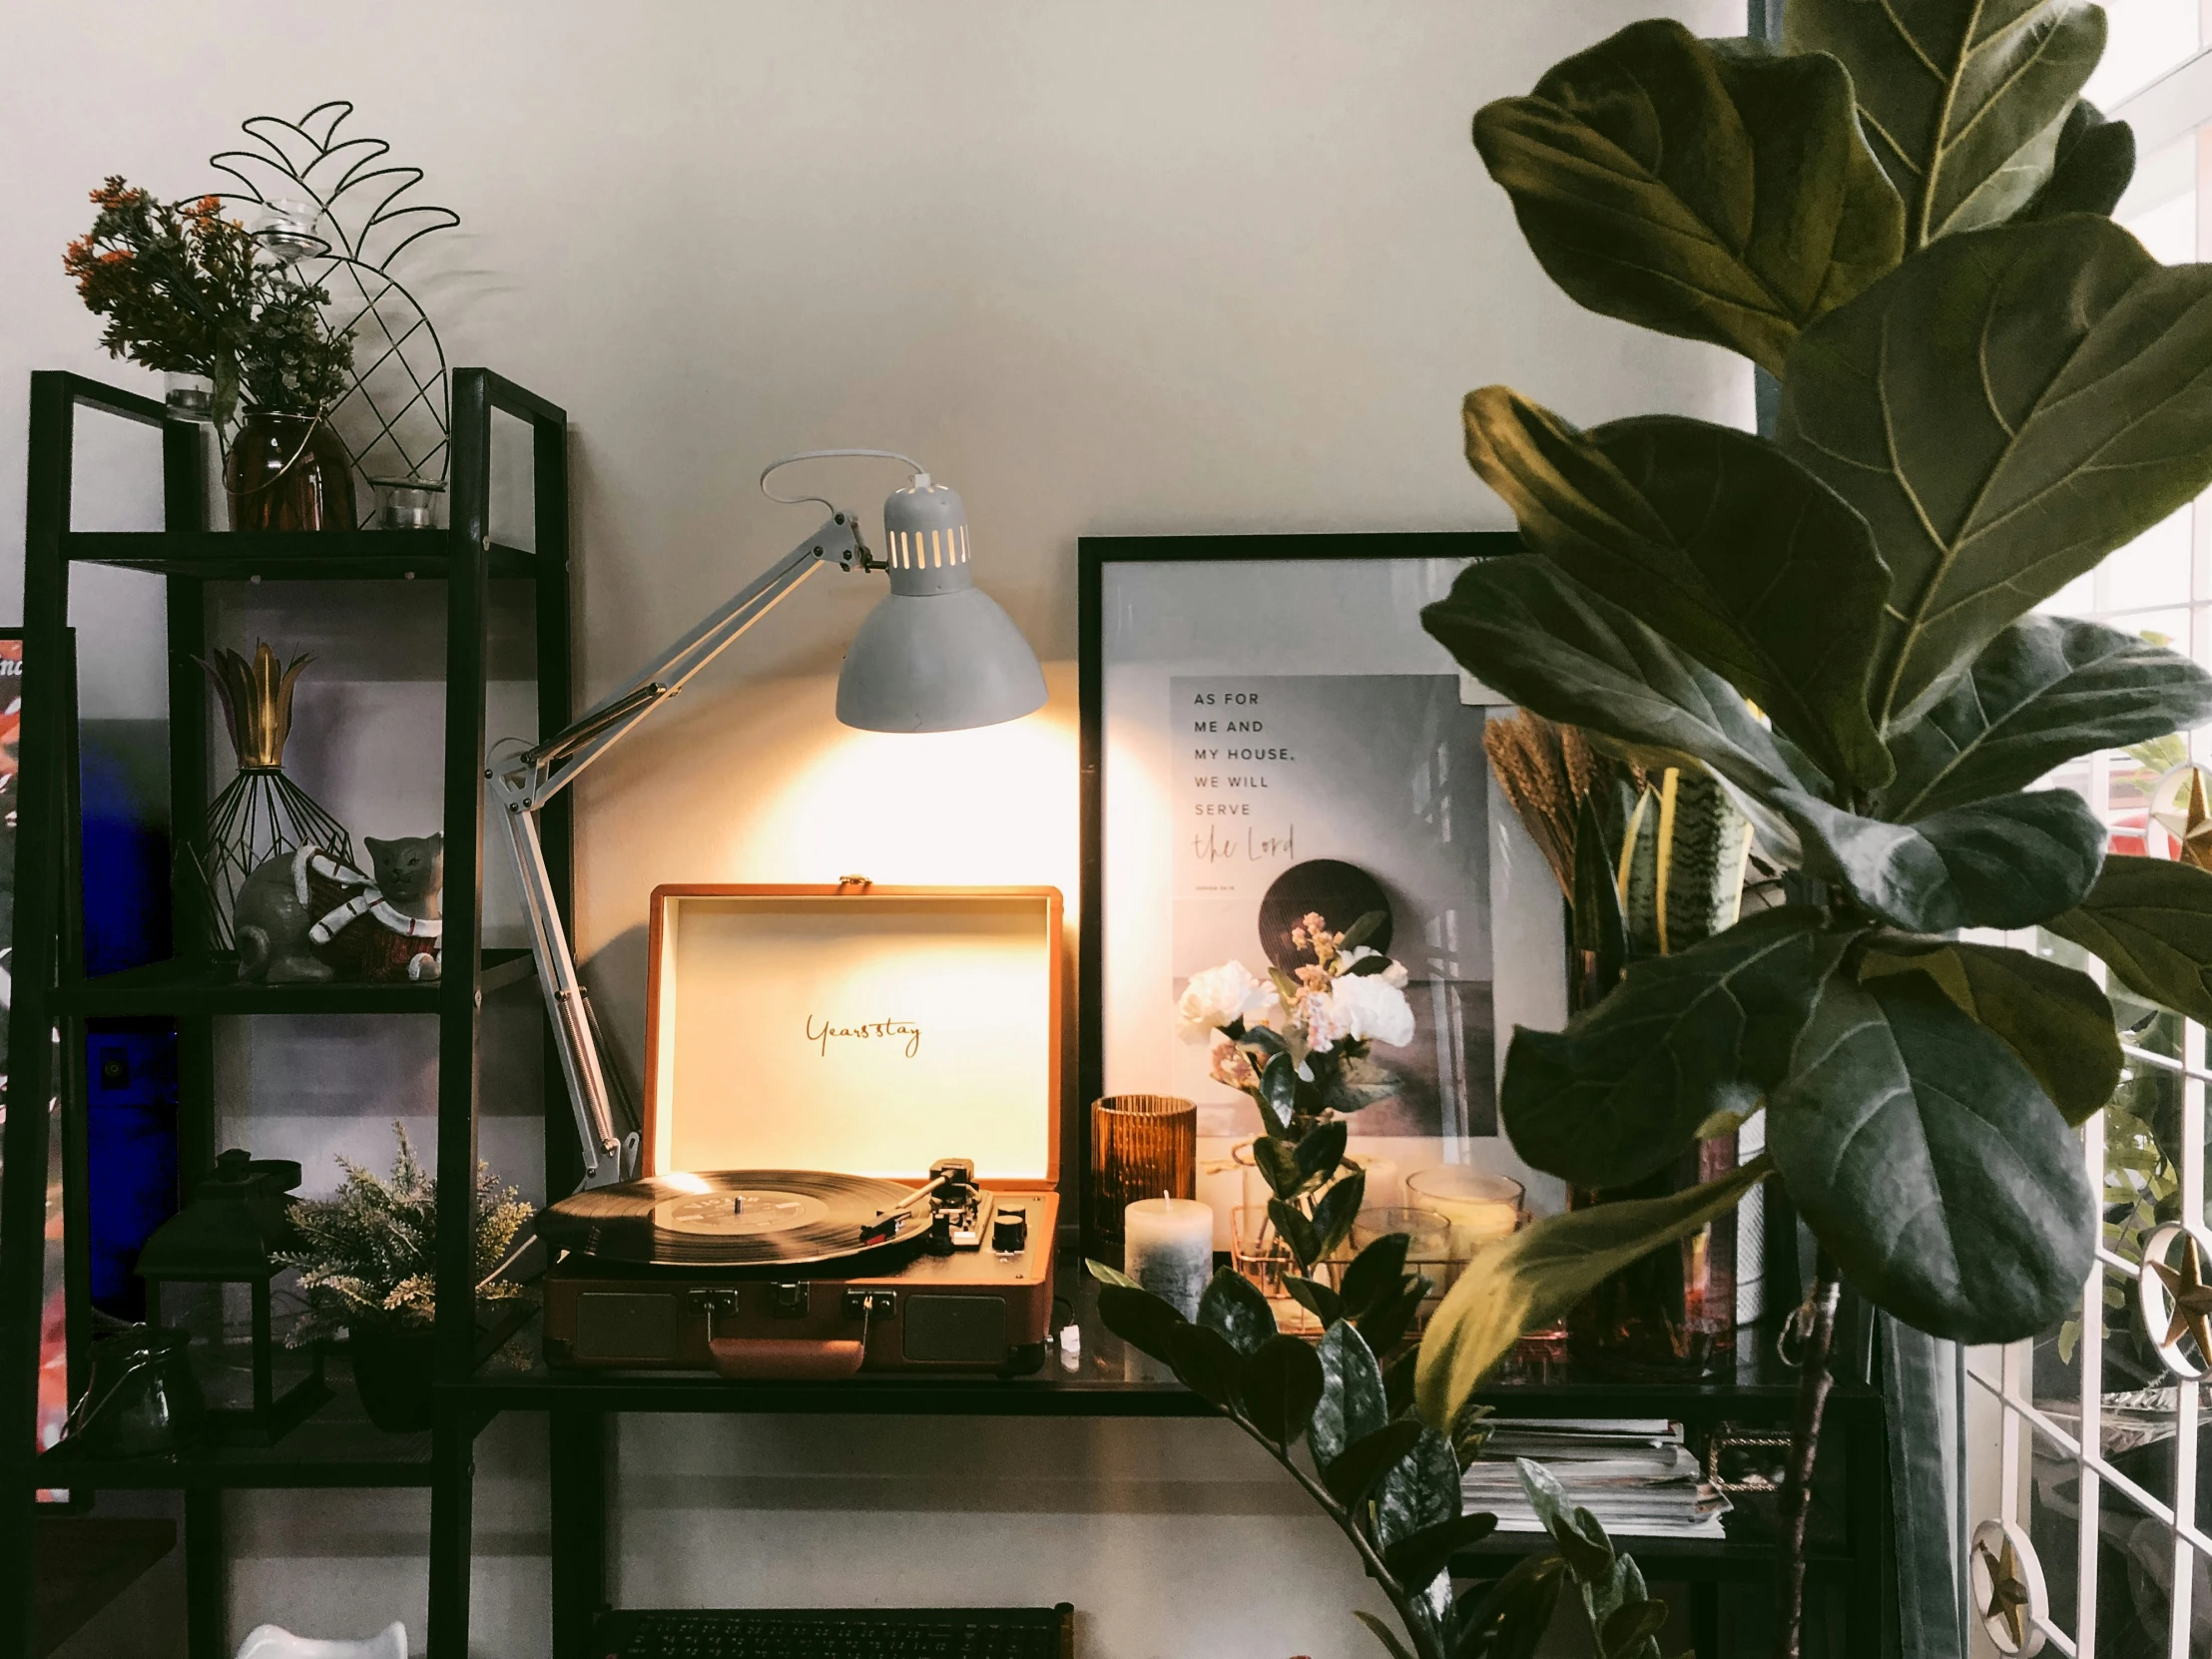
[542,883,1064,1378]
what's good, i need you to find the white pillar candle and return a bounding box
[1405,1167,1523,1259]
[1124,1197,1215,1321]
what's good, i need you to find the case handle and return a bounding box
[706,1336,866,1381]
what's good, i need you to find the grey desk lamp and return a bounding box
[492,450,1046,1186]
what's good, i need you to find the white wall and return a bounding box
[0,4,1751,1655]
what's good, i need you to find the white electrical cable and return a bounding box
[758,448,931,515]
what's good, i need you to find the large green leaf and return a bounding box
[1882,616,2212,820]
[2017,99,2136,221]
[1197,1266,1278,1358]
[1473,19,1905,375]
[1503,906,1853,1188]
[1777,787,2104,931]
[1324,1419,1426,1508]
[1768,974,2094,1342]
[1455,1553,1567,1659]
[1382,1512,1498,1596]
[1377,1424,1461,1548]
[1419,556,1803,811]
[2045,852,2212,1023]
[1413,1159,1770,1430]
[1784,0,2104,247]
[1462,389,1893,789]
[1861,937,2119,1125]
[1778,215,2212,727]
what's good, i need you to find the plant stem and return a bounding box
[1234,1410,1443,1659]
[1774,1257,1843,1659]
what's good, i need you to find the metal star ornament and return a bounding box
[1969,1519,2046,1657]
[2138,1222,2212,1379]
[2149,763,2212,869]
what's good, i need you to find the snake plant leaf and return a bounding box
[1239,1333,1326,1447]
[1503,906,1854,1189]
[1324,1418,1427,1508]
[1860,937,2120,1125]
[1413,1158,1770,1430]
[1616,769,1755,958]
[1198,1265,1278,1358]
[1778,215,2212,728]
[1419,556,1803,810]
[1768,973,2094,1342]
[1881,616,2212,820]
[1472,19,1905,376]
[2017,99,2136,221]
[1777,787,2104,931]
[1313,1321,1389,1470]
[2044,852,2212,1023]
[1783,0,2104,248]
[1572,791,1629,1004]
[1461,389,1893,790]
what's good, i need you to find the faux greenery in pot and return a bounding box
[280,1124,532,1432]
[1406,2,2212,1652]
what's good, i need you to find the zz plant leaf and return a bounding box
[1198,1265,1278,1357]
[1461,388,1894,789]
[1778,215,2212,727]
[1503,906,1855,1189]
[1767,974,2095,1342]
[1473,17,1904,375]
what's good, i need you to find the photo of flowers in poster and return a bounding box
[1167,672,1495,1139]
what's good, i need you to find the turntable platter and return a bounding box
[541,1169,926,1268]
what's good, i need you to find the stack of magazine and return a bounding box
[1460,1417,1732,1538]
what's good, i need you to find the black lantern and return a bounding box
[134,1149,328,1443]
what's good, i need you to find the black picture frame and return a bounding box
[1076,530,1522,1248]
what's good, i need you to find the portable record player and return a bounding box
[541,883,1064,1379]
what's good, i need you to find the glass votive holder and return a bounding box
[1404,1166,1525,1261]
[370,476,442,531]
[1089,1094,1197,1253]
[1230,1205,1321,1338]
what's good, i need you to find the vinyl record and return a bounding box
[540,1169,928,1269]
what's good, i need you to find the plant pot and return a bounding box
[225,409,356,532]
[346,1324,435,1432]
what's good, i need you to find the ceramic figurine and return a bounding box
[234,834,443,983]
[233,1622,406,1659]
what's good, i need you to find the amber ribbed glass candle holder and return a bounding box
[1089,1094,1198,1252]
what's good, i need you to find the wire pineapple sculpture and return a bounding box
[210,102,457,526]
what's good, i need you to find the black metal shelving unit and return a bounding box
[0,367,574,1659]
[0,369,1888,1659]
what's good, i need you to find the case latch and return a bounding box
[835,873,872,891]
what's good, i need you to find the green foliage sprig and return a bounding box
[62,176,354,423]
[278,1123,532,1345]
[1088,1258,1682,1659]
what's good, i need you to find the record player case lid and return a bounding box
[643,884,1062,1186]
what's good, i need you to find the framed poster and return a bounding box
[1078,534,1566,1248]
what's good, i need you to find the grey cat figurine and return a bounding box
[235,833,444,984]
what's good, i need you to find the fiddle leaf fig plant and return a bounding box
[1419,5,2212,1654]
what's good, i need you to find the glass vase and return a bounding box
[1089,1094,1198,1253]
[224,410,357,532]
[1566,1136,1737,1380]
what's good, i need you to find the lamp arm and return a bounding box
[492,512,867,1187]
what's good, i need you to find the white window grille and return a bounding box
[1966,11,2212,1654]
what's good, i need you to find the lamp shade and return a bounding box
[835,480,1046,733]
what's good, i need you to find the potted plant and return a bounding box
[279,1124,532,1432]
[1180,909,1423,1319]
[64,177,357,530]
[1409,5,2212,1654]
